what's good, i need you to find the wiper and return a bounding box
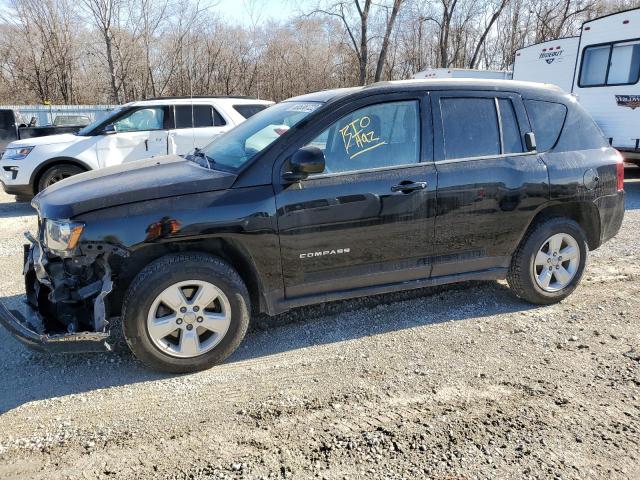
[190,148,215,169]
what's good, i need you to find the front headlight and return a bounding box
[2,146,35,161]
[44,219,84,254]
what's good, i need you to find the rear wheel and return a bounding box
[507,218,588,304]
[122,253,250,373]
[37,164,84,192]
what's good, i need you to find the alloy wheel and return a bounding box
[146,280,231,358]
[532,232,580,292]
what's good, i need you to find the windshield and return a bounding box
[199,101,322,170]
[76,107,125,136]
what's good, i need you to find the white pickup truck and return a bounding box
[0,96,273,197]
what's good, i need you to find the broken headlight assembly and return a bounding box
[44,219,84,256]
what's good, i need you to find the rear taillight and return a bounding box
[615,150,624,191]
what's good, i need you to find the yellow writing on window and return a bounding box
[339,116,387,159]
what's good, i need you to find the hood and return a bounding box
[10,133,85,148]
[33,155,237,219]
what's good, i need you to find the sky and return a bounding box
[213,0,304,25]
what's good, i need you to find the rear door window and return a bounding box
[234,104,269,119]
[441,98,500,159]
[498,98,523,154]
[174,105,226,128]
[524,100,567,151]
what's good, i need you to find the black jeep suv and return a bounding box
[0,80,625,372]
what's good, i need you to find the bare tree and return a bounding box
[0,0,637,104]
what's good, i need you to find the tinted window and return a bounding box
[306,100,420,174]
[113,107,165,132]
[441,98,500,159]
[234,104,269,119]
[524,100,567,151]
[175,105,225,128]
[0,110,15,129]
[498,99,523,154]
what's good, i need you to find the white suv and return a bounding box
[0,96,273,197]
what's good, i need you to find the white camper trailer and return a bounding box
[512,37,580,92]
[513,7,640,162]
[573,8,640,160]
[412,68,512,80]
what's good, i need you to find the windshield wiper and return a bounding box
[189,148,215,169]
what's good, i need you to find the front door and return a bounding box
[275,96,438,298]
[96,106,169,168]
[430,91,549,276]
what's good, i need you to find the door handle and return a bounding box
[391,181,427,193]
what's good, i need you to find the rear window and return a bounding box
[174,105,226,128]
[234,104,269,119]
[524,100,567,151]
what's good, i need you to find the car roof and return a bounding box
[127,97,274,107]
[285,79,568,104]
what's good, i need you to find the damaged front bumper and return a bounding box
[0,234,124,353]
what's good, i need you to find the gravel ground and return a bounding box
[0,168,639,480]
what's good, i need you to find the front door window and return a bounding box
[305,100,420,174]
[113,107,165,133]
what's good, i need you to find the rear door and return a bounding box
[275,94,438,298]
[431,91,549,276]
[168,104,228,155]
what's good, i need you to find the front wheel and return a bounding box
[37,164,84,192]
[122,253,250,373]
[507,218,588,304]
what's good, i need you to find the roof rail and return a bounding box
[143,95,257,101]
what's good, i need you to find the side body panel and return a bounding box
[96,130,168,168]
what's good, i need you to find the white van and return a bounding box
[0,96,273,196]
[513,8,640,163]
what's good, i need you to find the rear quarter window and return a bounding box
[524,100,567,151]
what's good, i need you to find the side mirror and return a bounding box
[102,123,116,135]
[283,146,325,182]
[524,132,537,152]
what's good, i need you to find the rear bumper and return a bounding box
[597,190,625,246]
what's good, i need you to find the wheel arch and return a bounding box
[108,238,265,317]
[30,157,92,193]
[520,201,601,250]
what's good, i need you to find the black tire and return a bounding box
[121,253,250,373]
[507,217,588,305]
[37,164,84,192]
